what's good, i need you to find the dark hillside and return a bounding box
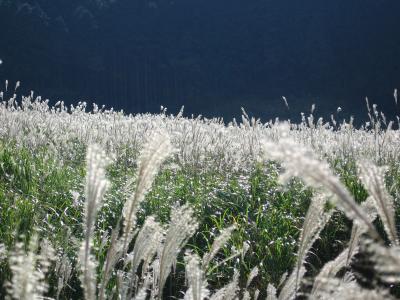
[1,0,400,121]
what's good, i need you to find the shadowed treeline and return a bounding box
[1,0,400,121]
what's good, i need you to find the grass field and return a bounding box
[0,94,400,299]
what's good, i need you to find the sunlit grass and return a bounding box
[0,94,400,299]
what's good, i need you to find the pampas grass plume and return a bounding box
[79,144,110,300]
[122,132,173,252]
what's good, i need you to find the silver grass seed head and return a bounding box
[295,193,332,289]
[79,144,110,300]
[184,252,209,300]
[311,247,359,299]
[320,281,393,300]
[278,266,306,300]
[202,225,236,270]
[209,270,239,300]
[262,132,379,240]
[357,160,398,245]
[246,266,259,288]
[6,235,54,300]
[84,144,110,220]
[346,197,378,265]
[242,291,251,300]
[0,244,6,261]
[122,131,173,240]
[266,284,277,300]
[158,204,198,296]
[130,216,165,276]
[368,242,400,284]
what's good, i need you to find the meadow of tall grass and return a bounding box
[0,87,400,299]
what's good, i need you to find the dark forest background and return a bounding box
[1,0,400,121]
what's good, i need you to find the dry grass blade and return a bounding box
[79,144,110,300]
[358,160,398,245]
[158,204,198,297]
[122,132,173,252]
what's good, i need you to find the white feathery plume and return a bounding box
[312,279,351,300]
[183,252,209,300]
[122,132,173,252]
[347,196,377,265]
[323,281,393,300]
[150,258,161,299]
[266,284,277,300]
[99,226,124,300]
[282,96,289,109]
[132,271,153,300]
[15,81,20,92]
[209,270,239,300]
[55,254,73,300]
[246,266,259,288]
[79,144,110,300]
[129,216,164,277]
[243,291,251,300]
[311,247,350,296]
[278,266,306,300]
[311,103,316,114]
[202,225,236,271]
[0,243,5,261]
[158,204,198,297]
[132,287,148,300]
[38,238,55,278]
[7,241,39,300]
[98,230,110,255]
[278,272,288,288]
[295,193,332,289]
[368,242,400,284]
[254,289,261,300]
[357,160,398,245]
[116,270,131,300]
[262,126,379,240]
[6,235,54,300]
